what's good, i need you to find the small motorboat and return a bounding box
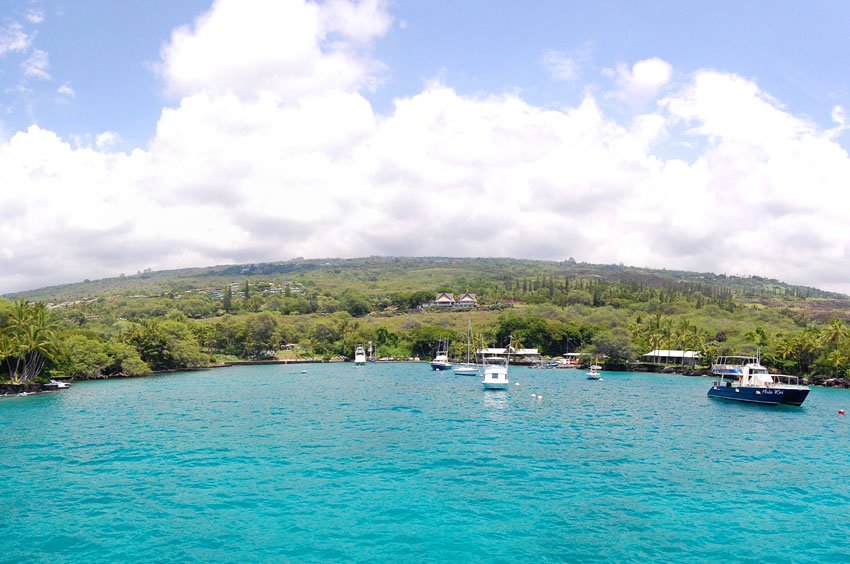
[354,345,367,366]
[482,357,509,390]
[431,339,452,371]
[586,360,602,380]
[482,339,511,390]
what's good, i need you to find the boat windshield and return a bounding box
[751,372,774,385]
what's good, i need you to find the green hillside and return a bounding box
[7,256,846,307]
[2,257,850,384]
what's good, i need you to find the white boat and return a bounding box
[367,341,377,363]
[482,341,511,390]
[453,363,479,375]
[482,356,510,390]
[453,320,479,375]
[354,345,367,365]
[586,360,602,380]
[431,339,452,370]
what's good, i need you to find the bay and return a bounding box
[1,364,849,562]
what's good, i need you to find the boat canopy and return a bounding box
[714,355,758,365]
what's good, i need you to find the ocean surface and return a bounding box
[2,364,849,562]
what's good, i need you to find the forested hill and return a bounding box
[4,256,850,383]
[6,256,848,315]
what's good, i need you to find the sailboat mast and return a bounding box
[466,319,472,364]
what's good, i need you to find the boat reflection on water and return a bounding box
[482,390,508,409]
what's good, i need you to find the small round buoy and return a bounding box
[537,395,543,400]
[840,409,846,415]
[515,382,520,386]
[530,393,536,398]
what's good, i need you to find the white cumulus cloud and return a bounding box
[159,0,385,100]
[57,82,75,98]
[1,1,850,296]
[25,9,45,24]
[542,49,579,81]
[0,22,30,56]
[95,131,120,149]
[318,0,393,43]
[607,57,673,103]
[22,49,50,80]
[832,105,846,126]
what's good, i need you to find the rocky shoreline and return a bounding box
[0,382,46,395]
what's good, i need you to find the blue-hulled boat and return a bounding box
[707,355,810,406]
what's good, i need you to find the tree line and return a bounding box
[3,273,850,382]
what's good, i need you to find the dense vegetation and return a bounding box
[2,257,850,383]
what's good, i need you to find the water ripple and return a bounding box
[1,365,849,561]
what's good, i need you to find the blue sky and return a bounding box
[5,1,848,147]
[0,1,209,147]
[379,1,848,120]
[1,0,850,294]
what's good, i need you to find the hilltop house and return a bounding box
[431,292,478,308]
[456,293,478,307]
[434,292,456,307]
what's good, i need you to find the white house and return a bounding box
[430,292,480,308]
[434,292,455,307]
[477,347,541,363]
[455,293,478,307]
[641,349,701,367]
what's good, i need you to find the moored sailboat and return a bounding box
[453,320,479,375]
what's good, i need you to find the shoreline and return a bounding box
[4,360,849,395]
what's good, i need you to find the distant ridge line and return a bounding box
[4,256,846,302]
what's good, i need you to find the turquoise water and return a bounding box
[2,364,849,562]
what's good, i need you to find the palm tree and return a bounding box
[648,332,663,355]
[793,328,821,375]
[773,334,797,373]
[0,334,12,379]
[2,301,56,383]
[821,319,849,351]
[674,318,696,367]
[825,349,849,377]
[744,326,769,349]
[660,318,673,349]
